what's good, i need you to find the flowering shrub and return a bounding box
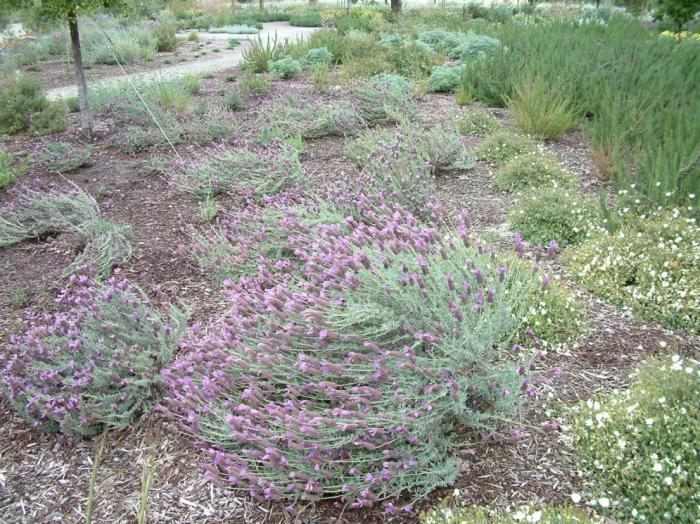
[494,152,577,192]
[41,142,93,174]
[447,34,503,62]
[563,209,699,333]
[268,56,303,79]
[427,65,466,93]
[474,131,537,166]
[356,73,416,125]
[173,140,304,199]
[457,110,501,136]
[262,99,364,139]
[0,273,186,437]
[568,354,700,522]
[508,188,603,248]
[346,123,473,175]
[162,209,556,508]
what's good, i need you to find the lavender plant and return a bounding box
[0,273,187,437]
[261,99,364,139]
[41,141,93,173]
[356,73,417,125]
[173,140,304,200]
[161,209,557,508]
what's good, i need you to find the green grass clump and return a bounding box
[0,74,49,135]
[227,37,241,49]
[0,148,27,188]
[311,62,330,92]
[508,79,579,140]
[267,56,302,79]
[421,503,596,523]
[563,209,699,333]
[457,110,501,136]
[508,187,602,248]
[495,152,577,192]
[289,12,322,27]
[241,74,270,96]
[427,65,465,93]
[242,34,289,73]
[474,131,537,166]
[41,142,92,173]
[569,354,700,522]
[222,92,243,111]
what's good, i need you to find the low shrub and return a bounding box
[222,91,243,111]
[153,22,179,52]
[289,12,322,27]
[161,207,552,507]
[563,209,699,333]
[304,46,333,65]
[242,35,289,73]
[268,56,302,79]
[495,152,577,192]
[568,354,700,521]
[311,62,330,92]
[174,140,304,199]
[0,74,49,135]
[507,80,579,140]
[418,29,464,54]
[187,31,199,41]
[457,110,501,136]
[241,74,271,96]
[447,34,503,61]
[384,39,440,80]
[68,218,133,278]
[30,102,68,136]
[307,29,347,65]
[356,73,416,125]
[455,82,475,107]
[0,273,186,437]
[0,148,27,188]
[262,99,364,139]
[41,142,92,173]
[474,131,537,166]
[182,74,201,95]
[427,65,465,93]
[508,187,602,248]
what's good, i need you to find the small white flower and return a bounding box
[653,463,663,472]
[664,476,673,486]
[571,493,582,504]
[598,497,610,508]
[645,418,654,426]
[453,488,460,497]
[529,510,542,523]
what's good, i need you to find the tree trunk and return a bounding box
[68,13,92,137]
[258,0,263,12]
[391,0,401,13]
[231,0,236,15]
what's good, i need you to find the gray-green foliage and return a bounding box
[356,73,416,125]
[41,142,92,173]
[0,148,27,188]
[495,152,577,192]
[304,46,333,65]
[457,110,501,136]
[427,65,466,93]
[262,98,364,139]
[0,74,49,135]
[447,34,503,61]
[267,56,302,79]
[474,131,537,165]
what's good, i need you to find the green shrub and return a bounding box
[508,79,579,140]
[227,37,241,49]
[495,152,577,192]
[241,74,270,96]
[384,39,440,80]
[563,210,699,333]
[0,273,186,437]
[262,99,363,139]
[242,34,289,73]
[447,33,503,61]
[457,110,501,136]
[569,354,700,521]
[427,65,465,93]
[0,74,48,135]
[418,29,464,54]
[474,131,537,165]
[153,22,179,52]
[198,195,218,222]
[222,91,242,111]
[267,56,302,79]
[0,148,27,188]
[224,74,236,82]
[356,73,416,125]
[182,73,201,95]
[30,102,68,136]
[187,31,199,41]
[421,503,596,524]
[508,187,602,248]
[304,46,333,65]
[307,29,347,65]
[41,142,92,173]
[289,12,322,27]
[311,62,330,92]
[65,96,80,113]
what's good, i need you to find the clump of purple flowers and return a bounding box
[0,272,187,438]
[161,207,554,509]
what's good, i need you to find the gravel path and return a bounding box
[46,22,317,100]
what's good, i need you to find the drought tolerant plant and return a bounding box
[418,29,464,54]
[356,73,416,125]
[262,99,364,139]
[568,354,700,522]
[41,142,93,173]
[311,63,331,92]
[153,20,178,52]
[242,34,289,73]
[383,39,441,80]
[421,503,596,523]
[563,209,699,333]
[494,152,577,192]
[457,110,501,136]
[304,46,333,65]
[268,56,303,79]
[0,148,27,188]
[0,73,49,135]
[161,209,554,508]
[474,131,537,166]
[173,140,304,199]
[222,92,243,111]
[507,79,579,140]
[508,188,603,248]
[289,12,322,27]
[427,65,466,93]
[68,219,133,278]
[228,37,241,49]
[0,273,187,437]
[30,102,68,136]
[241,74,271,96]
[447,34,503,61]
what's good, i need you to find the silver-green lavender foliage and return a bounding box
[261,98,364,139]
[0,273,187,438]
[267,56,303,79]
[41,142,93,173]
[356,73,417,125]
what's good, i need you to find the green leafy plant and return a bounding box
[495,152,577,192]
[356,73,416,125]
[0,148,27,188]
[153,22,178,52]
[457,110,501,136]
[289,12,322,27]
[474,131,537,166]
[304,46,333,65]
[262,99,363,139]
[30,102,68,136]
[227,37,240,49]
[569,354,700,521]
[241,74,271,96]
[267,56,302,79]
[41,142,92,173]
[508,187,603,248]
[222,91,243,111]
[311,62,330,92]
[242,34,289,73]
[427,65,466,93]
[0,74,49,135]
[447,34,503,61]
[507,79,579,140]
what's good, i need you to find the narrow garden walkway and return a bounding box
[46,22,317,100]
